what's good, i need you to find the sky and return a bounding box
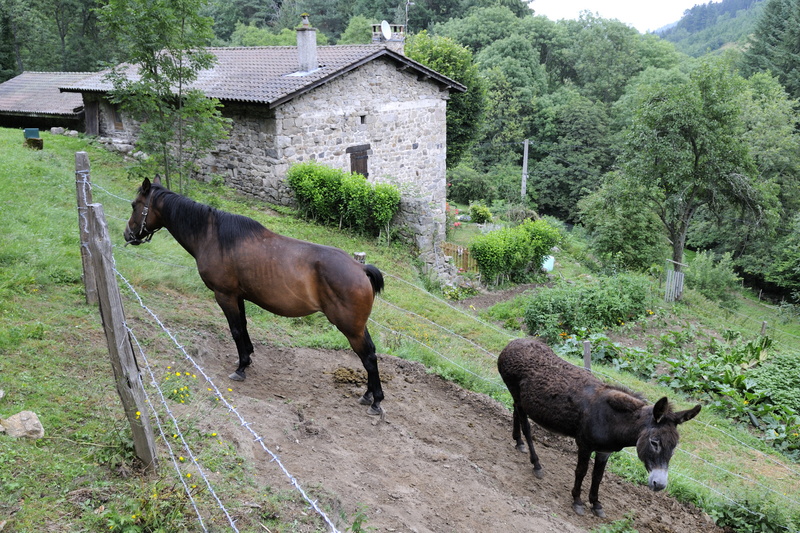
[529,0,713,33]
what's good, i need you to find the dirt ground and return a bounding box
[191,337,721,533]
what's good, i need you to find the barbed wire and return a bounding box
[115,268,342,533]
[127,327,221,532]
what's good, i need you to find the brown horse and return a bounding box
[497,338,701,518]
[124,176,386,415]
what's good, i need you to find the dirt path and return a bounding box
[194,342,720,533]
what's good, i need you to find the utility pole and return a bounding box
[521,139,529,200]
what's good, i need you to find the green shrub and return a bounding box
[286,161,343,223]
[749,352,800,413]
[286,162,400,237]
[685,251,741,309]
[469,203,493,224]
[371,182,401,238]
[523,273,652,340]
[447,163,493,204]
[469,219,560,285]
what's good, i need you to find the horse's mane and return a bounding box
[151,185,266,249]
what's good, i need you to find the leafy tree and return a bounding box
[475,34,547,102]
[685,250,742,308]
[562,13,646,104]
[351,0,402,23]
[742,0,800,98]
[281,0,351,39]
[765,213,800,295]
[612,66,691,132]
[100,0,231,193]
[528,86,612,221]
[404,0,466,33]
[0,0,58,72]
[0,0,115,76]
[229,22,329,46]
[434,5,523,54]
[471,67,525,168]
[337,15,373,44]
[405,30,485,168]
[578,171,668,272]
[621,59,761,271]
[517,15,570,89]
[688,72,797,285]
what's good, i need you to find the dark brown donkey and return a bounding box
[124,176,386,415]
[497,338,701,517]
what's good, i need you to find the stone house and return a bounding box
[60,20,466,274]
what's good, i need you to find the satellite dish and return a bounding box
[380,20,392,40]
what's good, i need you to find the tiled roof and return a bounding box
[0,71,89,116]
[60,45,466,107]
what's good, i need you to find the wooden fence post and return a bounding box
[583,340,592,371]
[87,202,158,474]
[75,152,98,305]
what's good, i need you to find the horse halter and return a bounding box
[128,190,160,245]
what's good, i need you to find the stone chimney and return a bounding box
[296,14,318,72]
[372,22,406,55]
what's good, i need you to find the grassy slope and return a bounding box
[0,128,798,531]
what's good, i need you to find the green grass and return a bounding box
[1,128,799,531]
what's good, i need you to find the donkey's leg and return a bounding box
[588,452,610,518]
[571,447,592,516]
[215,292,253,381]
[515,404,543,478]
[511,401,524,451]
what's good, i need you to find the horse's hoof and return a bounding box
[533,467,544,479]
[572,502,586,516]
[358,393,373,406]
[515,443,527,453]
[229,371,245,381]
[591,506,606,518]
[366,405,383,416]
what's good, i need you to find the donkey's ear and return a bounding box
[652,397,670,423]
[674,404,701,425]
[141,177,151,194]
[153,174,162,186]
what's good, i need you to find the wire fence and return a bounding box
[85,175,800,532]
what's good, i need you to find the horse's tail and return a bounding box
[364,264,384,296]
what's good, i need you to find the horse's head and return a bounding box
[124,175,163,245]
[636,397,701,491]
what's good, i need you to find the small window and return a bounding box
[346,144,371,178]
[359,115,367,125]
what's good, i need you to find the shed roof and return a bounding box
[60,45,466,108]
[0,71,89,117]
